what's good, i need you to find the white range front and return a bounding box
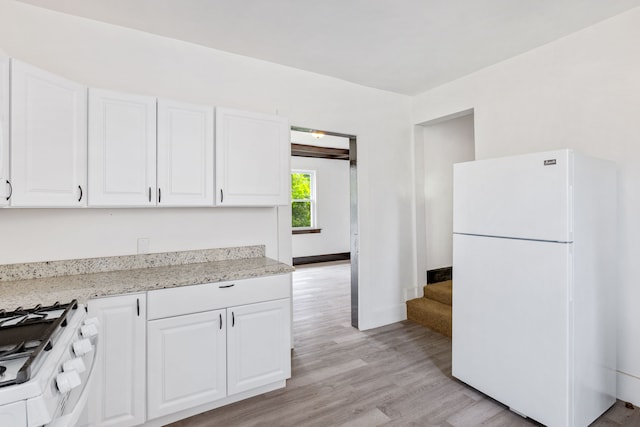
[0,303,99,427]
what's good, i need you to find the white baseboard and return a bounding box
[404,286,423,300]
[617,370,640,407]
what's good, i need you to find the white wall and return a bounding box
[413,7,640,405]
[0,0,413,330]
[421,114,475,272]
[291,156,350,258]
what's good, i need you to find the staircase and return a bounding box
[406,280,452,337]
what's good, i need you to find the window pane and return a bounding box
[292,201,311,227]
[291,173,311,199]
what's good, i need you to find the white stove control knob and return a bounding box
[84,317,100,327]
[72,338,93,357]
[56,370,81,394]
[80,323,98,338]
[63,357,86,373]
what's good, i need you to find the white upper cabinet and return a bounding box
[10,60,87,207]
[0,56,9,207]
[88,89,156,207]
[215,108,290,206]
[157,99,214,206]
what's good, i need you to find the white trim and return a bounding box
[617,370,640,407]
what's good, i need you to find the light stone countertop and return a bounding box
[0,249,294,312]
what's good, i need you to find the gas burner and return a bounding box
[0,297,98,426]
[0,300,78,387]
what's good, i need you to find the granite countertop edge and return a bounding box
[0,256,295,312]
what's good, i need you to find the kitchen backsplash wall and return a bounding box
[0,207,280,265]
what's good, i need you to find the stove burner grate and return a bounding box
[0,300,78,387]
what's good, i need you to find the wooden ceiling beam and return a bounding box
[291,143,349,160]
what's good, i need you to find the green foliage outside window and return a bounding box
[292,172,312,228]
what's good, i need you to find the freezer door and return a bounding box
[453,149,572,242]
[452,234,572,427]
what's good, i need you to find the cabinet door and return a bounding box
[157,99,214,206]
[216,108,290,206]
[10,60,87,207]
[88,89,156,207]
[227,298,291,395]
[147,310,226,419]
[87,294,146,427]
[0,56,8,206]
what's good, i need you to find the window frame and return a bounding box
[291,169,317,230]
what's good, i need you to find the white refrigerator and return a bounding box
[452,149,616,427]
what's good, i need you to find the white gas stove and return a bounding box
[0,301,99,427]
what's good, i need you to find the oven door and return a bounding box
[25,320,99,427]
[47,338,98,427]
[0,401,27,427]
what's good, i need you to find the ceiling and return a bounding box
[16,0,640,95]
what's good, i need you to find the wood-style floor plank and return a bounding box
[169,261,638,427]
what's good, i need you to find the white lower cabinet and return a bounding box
[145,274,291,424]
[146,298,291,422]
[147,309,227,419]
[87,294,146,427]
[88,274,291,427]
[227,299,292,395]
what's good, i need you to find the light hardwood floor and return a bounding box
[170,261,639,427]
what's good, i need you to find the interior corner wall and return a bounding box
[421,113,475,272]
[291,156,350,258]
[0,0,413,330]
[412,6,640,405]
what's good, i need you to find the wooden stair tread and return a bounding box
[423,280,452,306]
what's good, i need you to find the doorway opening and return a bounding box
[415,110,475,286]
[290,126,359,328]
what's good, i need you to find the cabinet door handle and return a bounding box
[220,189,223,203]
[148,187,151,203]
[136,298,140,317]
[158,188,161,204]
[5,180,11,201]
[78,185,83,202]
[219,313,222,330]
[232,312,235,327]
[219,284,235,289]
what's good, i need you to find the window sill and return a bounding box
[292,228,322,235]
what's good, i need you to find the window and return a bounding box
[291,170,316,228]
